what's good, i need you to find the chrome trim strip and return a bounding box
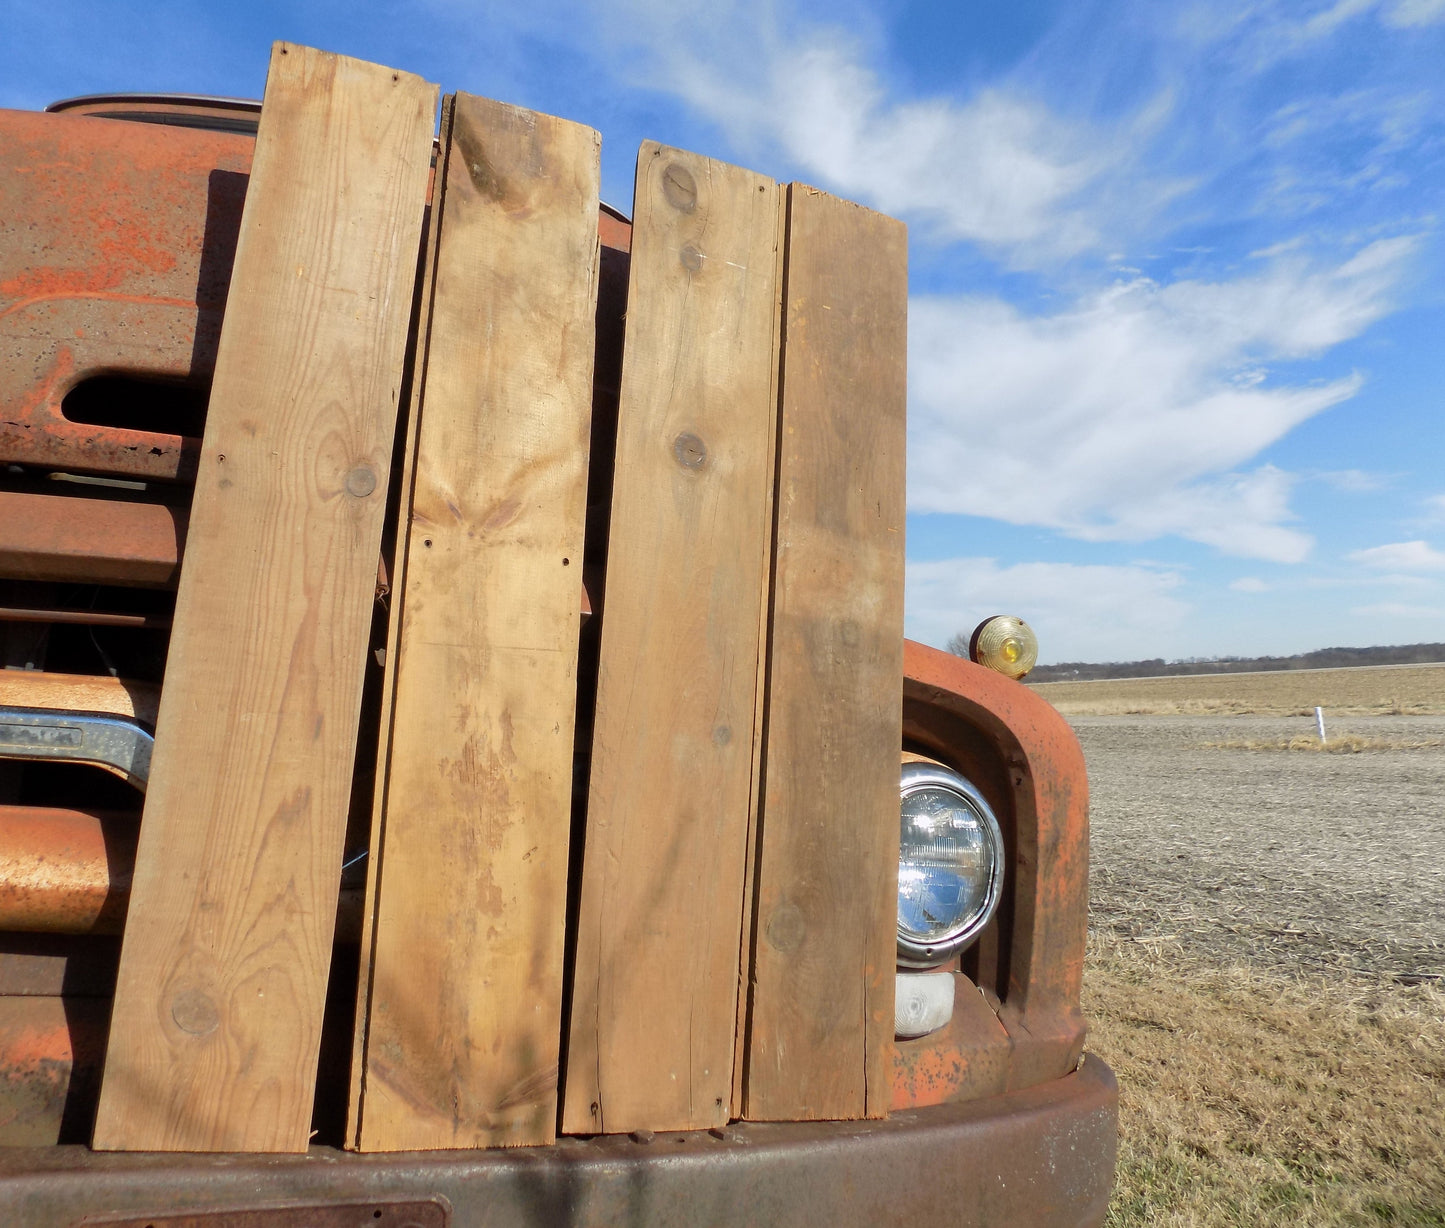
[0,706,152,791]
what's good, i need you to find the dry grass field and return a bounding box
[1033,661,1445,716]
[1061,666,1445,1225]
[1087,937,1445,1227]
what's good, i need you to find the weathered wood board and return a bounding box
[740,184,907,1122]
[91,44,437,1153]
[561,144,782,1135]
[351,93,600,1151]
[343,96,452,1149]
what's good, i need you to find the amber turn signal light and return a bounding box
[969,615,1038,680]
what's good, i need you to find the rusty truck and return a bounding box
[0,77,1116,1226]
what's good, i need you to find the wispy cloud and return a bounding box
[1350,601,1445,617]
[1348,539,1445,569]
[1256,87,1437,215]
[909,238,1417,561]
[1311,469,1390,492]
[1420,494,1445,525]
[609,6,1126,260]
[906,557,1188,661]
[1378,0,1445,27]
[1212,0,1445,70]
[1154,1,1445,243]
[1284,0,1380,46]
[583,2,1429,568]
[385,0,1438,599]
[1230,577,1271,592]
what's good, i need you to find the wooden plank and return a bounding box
[561,144,781,1135]
[91,43,436,1153]
[741,184,907,1122]
[344,96,451,1151]
[731,189,789,1116]
[351,93,600,1151]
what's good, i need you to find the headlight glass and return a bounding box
[897,760,1005,968]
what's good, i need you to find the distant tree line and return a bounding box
[1029,642,1445,681]
[946,641,1445,682]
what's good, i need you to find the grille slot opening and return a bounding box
[61,375,209,441]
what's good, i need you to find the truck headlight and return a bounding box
[897,760,1005,968]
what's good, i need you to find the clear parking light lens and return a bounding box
[897,760,1005,968]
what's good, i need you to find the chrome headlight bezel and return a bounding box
[896,760,1006,969]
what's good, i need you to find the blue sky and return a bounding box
[6,0,1443,662]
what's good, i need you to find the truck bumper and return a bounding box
[0,1057,1116,1228]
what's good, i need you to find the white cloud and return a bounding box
[1255,87,1434,214]
[1303,0,1381,40]
[1350,602,1445,617]
[1347,540,1445,570]
[1226,0,1445,66]
[908,238,1416,560]
[1363,573,1439,587]
[1200,0,1367,73]
[1231,577,1270,592]
[431,0,1428,603]
[591,0,1144,262]
[1313,468,1389,492]
[1383,0,1445,26]
[905,557,1188,662]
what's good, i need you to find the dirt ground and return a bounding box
[1076,714,1445,983]
[1076,709,1445,1225]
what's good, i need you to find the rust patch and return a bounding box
[0,807,133,935]
[0,108,250,481]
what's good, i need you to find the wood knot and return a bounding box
[170,986,219,1037]
[679,243,703,272]
[673,433,707,471]
[765,901,806,954]
[662,163,697,212]
[345,466,377,498]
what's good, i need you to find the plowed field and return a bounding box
[1071,688,1445,1226]
[1032,661,1445,716]
[1079,713,1445,980]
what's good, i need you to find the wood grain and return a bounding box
[741,184,907,1122]
[91,43,436,1153]
[352,93,600,1151]
[731,187,789,1116]
[561,144,781,1135]
[343,96,451,1151]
